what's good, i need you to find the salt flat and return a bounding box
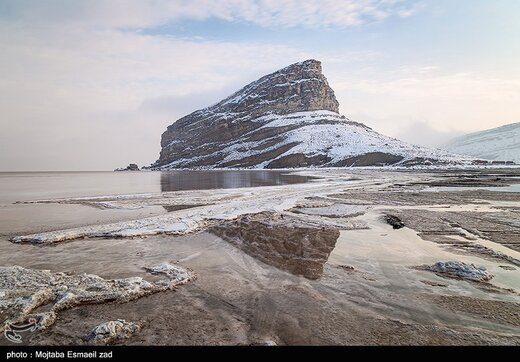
[1,168,519,345]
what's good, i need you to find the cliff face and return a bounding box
[156,59,338,168]
[153,59,466,169]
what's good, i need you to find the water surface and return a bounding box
[0,170,310,236]
[0,170,310,203]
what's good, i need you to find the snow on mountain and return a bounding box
[153,59,473,169]
[443,122,520,163]
[157,110,465,169]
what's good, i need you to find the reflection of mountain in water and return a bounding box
[160,170,310,192]
[209,212,340,279]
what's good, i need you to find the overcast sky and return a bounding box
[1,0,519,171]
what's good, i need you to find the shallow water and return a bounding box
[0,170,310,236]
[1,169,520,345]
[332,211,520,294]
[0,171,310,203]
[159,170,311,192]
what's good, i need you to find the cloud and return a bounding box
[328,66,520,146]
[1,0,405,171]
[2,0,419,29]
[0,18,312,170]
[336,72,520,101]
[392,121,464,148]
[1,1,517,170]
[219,0,418,28]
[137,88,240,117]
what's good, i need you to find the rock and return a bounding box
[152,59,468,169]
[499,265,516,270]
[420,279,448,287]
[385,215,405,229]
[0,265,192,333]
[86,319,140,344]
[251,338,278,346]
[338,265,355,271]
[115,163,139,171]
[143,262,193,283]
[424,261,494,282]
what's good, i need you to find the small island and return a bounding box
[114,163,140,171]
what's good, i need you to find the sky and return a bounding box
[1,0,519,171]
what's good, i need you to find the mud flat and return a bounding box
[1,168,519,345]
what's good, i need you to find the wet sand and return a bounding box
[1,168,520,345]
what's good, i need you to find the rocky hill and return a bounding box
[152,59,467,169]
[443,122,520,163]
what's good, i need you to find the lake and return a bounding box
[0,170,310,236]
[0,170,311,203]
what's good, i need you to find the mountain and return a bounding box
[443,123,520,163]
[152,59,467,169]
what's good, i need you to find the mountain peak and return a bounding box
[212,58,339,116]
[279,58,322,74]
[154,60,468,169]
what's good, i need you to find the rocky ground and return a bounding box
[1,168,519,345]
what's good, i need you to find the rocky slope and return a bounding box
[443,122,520,163]
[153,59,467,169]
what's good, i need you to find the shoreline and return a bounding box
[1,168,519,345]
